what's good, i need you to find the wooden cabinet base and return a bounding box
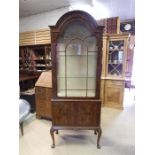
[50,99,102,148]
[101,79,125,109]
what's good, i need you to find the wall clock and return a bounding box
[120,20,135,34]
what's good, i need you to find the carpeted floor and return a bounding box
[19,88,135,155]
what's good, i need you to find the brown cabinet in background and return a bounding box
[35,87,52,119]
[19,45,51,74]
[35,71,52,119]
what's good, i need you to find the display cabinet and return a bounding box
[19,45,51,74]
[49,10,104,148]
[106,34,128,77]
[101,34,128,109]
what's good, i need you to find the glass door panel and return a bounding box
[88,55,97,77]
[108,40,124,76]
[56,20,97,97]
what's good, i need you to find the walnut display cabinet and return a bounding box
[101,34,129,109]
[49,11,104,148]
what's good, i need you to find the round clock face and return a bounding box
[124,24,132,30]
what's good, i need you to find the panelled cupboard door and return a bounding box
[52,101,100,126]
[104,80,124,109]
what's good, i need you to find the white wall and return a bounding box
[19,7,69,32]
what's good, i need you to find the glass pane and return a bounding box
[88,55,97,77]
[108,40,124,76]
[57,56,65,77]
[56,20,97,97]
[63,21,91,40]
[57,78,65,89]
[108,64,123,76]
[67,90,86,97]
[85,37,97,51]
[88,78,96,89]
[67,78,86,89]
[66,56,87,77]
[57,90,66,97]
[57,42,66,52]
[66,39,87,55]
[87,90,95,97]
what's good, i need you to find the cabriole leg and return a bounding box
[94,130,97,135]
[20,122,24,136]
[97,128,102,149]
[50,128,55,148]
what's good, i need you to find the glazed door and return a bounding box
[56,21,98,97]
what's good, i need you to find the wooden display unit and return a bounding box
[49,10,104,148]
[106,34,128,77]
[19,45,51,74]
[101,34,129,109]
[35,71,52,119]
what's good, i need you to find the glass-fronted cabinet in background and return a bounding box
[101,34,129,110]
[106,34,128,77]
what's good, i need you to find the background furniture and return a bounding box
[19,99,31,136]
[120,19,135,88]
[35,71,52,119]
[125,34,135,88]
[50,10,103,148]
[100,34,129,109]
[98,17,120,34]
[19,45,51,74]
[19,29,50,46]
[19,74,38,92]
